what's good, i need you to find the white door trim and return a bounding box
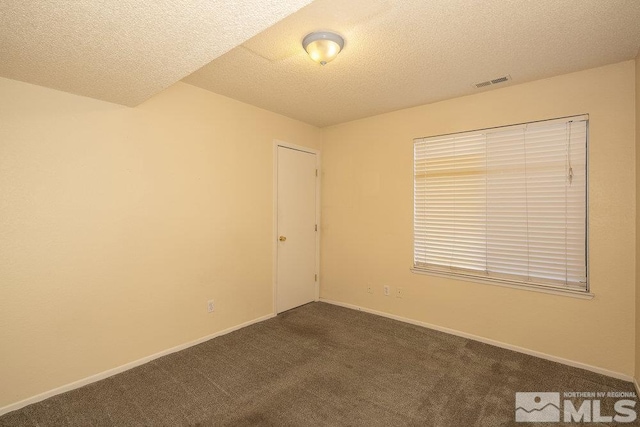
[273,140,321,315]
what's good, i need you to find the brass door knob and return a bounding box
[279,236,287,242]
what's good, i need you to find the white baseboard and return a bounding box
[320,298,634,383]
[634,378,640,397]
[0,313,275,417]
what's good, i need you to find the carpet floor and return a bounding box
[0,302,637,426]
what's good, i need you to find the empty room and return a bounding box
[2,0,640,425]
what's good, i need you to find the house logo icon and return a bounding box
[515,392,561,422]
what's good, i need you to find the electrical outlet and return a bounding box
[396,287,403,298]
[207,299,215,313]
[383,285,390,296]
[367,283,373,294]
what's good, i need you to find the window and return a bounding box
[413,115,588,293]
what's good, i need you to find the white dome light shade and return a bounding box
[302,32,344,65]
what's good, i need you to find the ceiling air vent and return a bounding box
[474,75,511,89]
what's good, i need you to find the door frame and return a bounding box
[272,140,321,315]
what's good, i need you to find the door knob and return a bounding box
[279,236,287,242]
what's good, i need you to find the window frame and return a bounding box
[411,115,591,298]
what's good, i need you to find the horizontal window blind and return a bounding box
[413,115,588,292]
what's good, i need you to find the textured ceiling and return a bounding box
[183,0,640,127]
[0,0,313,106]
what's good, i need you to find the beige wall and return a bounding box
[321,61,636,377]
[636,51,640,382]
[0,78,321,408]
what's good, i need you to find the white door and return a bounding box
[276,146,318,313]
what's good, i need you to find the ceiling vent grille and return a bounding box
[474,75,511,89]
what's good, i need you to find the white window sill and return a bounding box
[410,268,594,300]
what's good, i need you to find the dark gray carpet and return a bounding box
[0,302,637,426]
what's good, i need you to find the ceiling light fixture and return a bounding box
[302,31,344,65]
